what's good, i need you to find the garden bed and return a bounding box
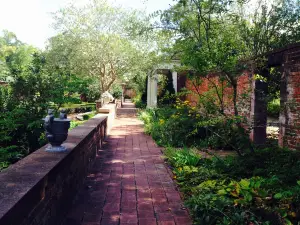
[164,147,300,225]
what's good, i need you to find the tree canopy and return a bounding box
[48,0,163,93]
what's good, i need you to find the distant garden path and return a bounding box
[64,102,192,225]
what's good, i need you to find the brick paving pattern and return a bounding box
[64,103,192,225]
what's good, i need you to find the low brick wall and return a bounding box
[0,115,108,225]
[98,103,117,134]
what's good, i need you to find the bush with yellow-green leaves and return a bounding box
[139,99,250,152]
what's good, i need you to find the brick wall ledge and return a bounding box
[0,114,108,225]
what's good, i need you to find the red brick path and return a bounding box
[64,104,192,225]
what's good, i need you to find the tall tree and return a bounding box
[49,0,159,94]
[159,0,248,116]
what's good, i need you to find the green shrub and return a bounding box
[135,100,146,109]
[157,71,176,106]
[197,116,251,152]
[139,101,207,147]
[139,99,251,152]
[133,94,146,109]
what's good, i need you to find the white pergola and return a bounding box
[147,60,180,107]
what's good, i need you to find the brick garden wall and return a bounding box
[182,44,300,149]
[185,72,252,120]
[0,115,108,225]
[124,89,136,99]
[279,47,300,150]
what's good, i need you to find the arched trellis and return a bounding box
[147,60,180,107]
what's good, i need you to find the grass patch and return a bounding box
[69,112,96,130]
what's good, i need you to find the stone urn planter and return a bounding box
[44,109,70,152]
[101,91,114,105]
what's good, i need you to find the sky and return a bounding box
[0,0,173,49]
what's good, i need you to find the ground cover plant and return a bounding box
[164,147,300,225]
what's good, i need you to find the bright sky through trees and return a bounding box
[0,0,173,48]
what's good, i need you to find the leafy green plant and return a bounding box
[164,147,300,224]
[167,148,201,167]
[139,98,251,154]
[267,98,280,117]
[139,100,208,147]
[69,112,96,130]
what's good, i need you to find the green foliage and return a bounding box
[62,103,96,114]
[158,72,176,106]
[133,94,146,109]
[198,116,251,153]
[0,31,95,170]
[164,147,201,167]
[141,76,148,104]
[165,147,300,224]
[50,0,161,94]
[139,99,250,153]
[139,101,206,147]
[110,83,123,99]
[0,53,55,154]
[267,98,280,117]
[69,121,84,130]
[0,146,24,171]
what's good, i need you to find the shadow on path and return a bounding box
[63,104,192,225]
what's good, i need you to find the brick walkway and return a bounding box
[64,103,192,225]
